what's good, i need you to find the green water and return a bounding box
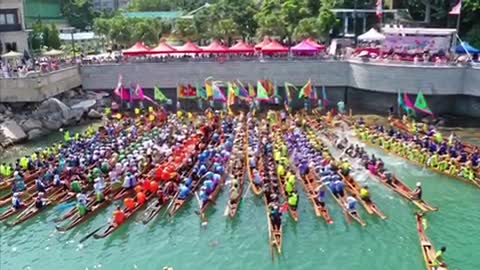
[1,132,479,270]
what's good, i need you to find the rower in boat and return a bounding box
[93,177,106,202]
[345,195,358,215]
[253,169,263,188]
[124,197,136,211]
[315,183,328,207]
[136,188,147,205]
[178,183,190,200]
[113,206,126,226]
[412,182,423,200]
[71,178,82,194]
[433,246,448,269]
[360,185,372,203]
[269,204,282,231]
[76,192,88,216]
[11,192,24,210]
[35,192,48,209]
[287,191,299,211]
[331,178,345,198]
[35,177,48,193]
[122,172,137,191]
[13,171,26,192]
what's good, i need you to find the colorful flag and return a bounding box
[227,83,235,111]
[414,90,433,115]
[449,0,462,15]
[256,81,270,101]
[178,84,197,99]
[298,80,312,99]
[397,90,404,108]
[205,81,214,98]
[310,85,318,100]
[135,84,145,100]
[236,80,250,100]
[154,86,168,102]
[213,83,226,102]
[403,93,415,109]
[248,83,256,98]
[322,85,328,108]
[197,83,207,100]
[284,82,296,106]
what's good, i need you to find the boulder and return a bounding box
[87,109,102,119]
[0,120,27,143]
[70,99,97,113]
[42,117,63,131]
[36,98,71,120]
[27,128,46,140]
[20,119,43,132]
[0,104,8,113]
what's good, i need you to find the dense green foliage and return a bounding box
[30,22,62,51]
[88,0,480,48]
[61,0,97,30]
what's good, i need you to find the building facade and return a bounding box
[0,0,28,53]
[92,0,130,12]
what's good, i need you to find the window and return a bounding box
[0,9,18,25]
[6,14,15,24]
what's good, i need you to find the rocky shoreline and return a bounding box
[0,88,110,152]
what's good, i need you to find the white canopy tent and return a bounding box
[358,28,385,41]
[1,51,23,59]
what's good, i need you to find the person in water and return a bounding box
[412,182,423,200]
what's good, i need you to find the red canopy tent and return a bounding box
[151,41,177,54]
[305,38,326,51]
[255,37,272,51]
[203,40,229,53]
[229,40,254,53]
[122,42,151,56]
[176,41,203,54]
[261,40,289,54]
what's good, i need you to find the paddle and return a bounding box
[79,222,109,243]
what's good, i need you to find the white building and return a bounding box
[0,0,28,53]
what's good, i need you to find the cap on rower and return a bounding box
[416,182,422,187]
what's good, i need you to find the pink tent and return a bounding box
[261,40,289,54]
[305,38,326,51]
[176,41,203,54]
[229,40,254,53]
[151,41,177,54]
[291,40,319,55]
[122,42,151,56]
[203,40,229,53]
[255,37,272,50]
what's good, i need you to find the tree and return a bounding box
[210,0,258,39]
[62,0,97,30]
[211,19,238,44]
[293,17,320,41]
[280,0,309,41]
[175,19,200,41]
[109,16,134,47]
[317,0,338,41]
[47,24,61,49]
[133,19,161,46]
[31,22,45,51]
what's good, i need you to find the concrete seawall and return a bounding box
[80,60,480,117]
[0,66,81,102]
